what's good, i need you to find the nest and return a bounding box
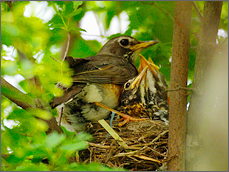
[79,116,169,171]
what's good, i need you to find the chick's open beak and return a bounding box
[129,65,148,90]
[139,54,160,79]
[130,40,159,51]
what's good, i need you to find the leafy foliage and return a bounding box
[1,1,228,171]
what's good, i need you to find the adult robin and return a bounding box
[117,54,169,126]
[50,36,158,131]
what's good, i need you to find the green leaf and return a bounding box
[64,8,82,18]
[44,132,66,149]
[74,131,93,142]
[6,154,25,166]
[49,23,65,29]
[1,22,20,46]
[1,2,9,11]
[106,9,116,29]
[1,59,19,76]
[69,162,125,171]
[27,108,52,120]
[69,38,101,58]
[69,27,87,33]
[60,141,88,152]
[19,59,35,78]
[73,1,83,9]
[15,161,49,171]
[31,149,49,163]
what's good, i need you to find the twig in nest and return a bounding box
[88,142,141,150]
[133,155,162,164]
[127,155,142,163]
[106,161,116,168]
[88,142,111,149]
[133,130,168,147]
[98,119,129,149]
[104,140,116,163]
[89,147,93,163]
[148,147,167,157]
[112,149,142,158]
[137,126,158,141]
[144,130,169,146]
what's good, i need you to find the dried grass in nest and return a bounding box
[79,116,169,171]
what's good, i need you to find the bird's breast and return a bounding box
[58,83,122,131]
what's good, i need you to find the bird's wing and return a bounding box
[65,56,89,68]
[50,83,86,108]
[70,55,138,85]
[50,56,138,108]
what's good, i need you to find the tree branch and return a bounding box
[1,77,36,109]
[192,2,203,22]
[1,77,63,134]
[3,1,13,11]
[168,1,192,171]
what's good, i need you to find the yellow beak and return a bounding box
[139,54,159,79]
[126,54,160,91]
[130,65,148,89]
[130,40,159,51]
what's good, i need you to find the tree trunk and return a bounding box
[185,1,227,170]
[168,1,192,171]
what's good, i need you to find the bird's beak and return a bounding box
[130,54,160,90]
[129,65,148,89]
[139,54,159,79]
[130,40,159,51]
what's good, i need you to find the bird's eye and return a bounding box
[125,82,131,89]
[120,39,129,46]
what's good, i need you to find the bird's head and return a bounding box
[120,64,149,106]
[120,54,166,107]
[97,36,158,64]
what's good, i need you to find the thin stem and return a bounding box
[62,32,71,61]
[153,3,174,21]
[53,3,68,31]
[192,2,203,22]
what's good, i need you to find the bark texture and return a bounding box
[185,2,227,170]
[168,1,192,171]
